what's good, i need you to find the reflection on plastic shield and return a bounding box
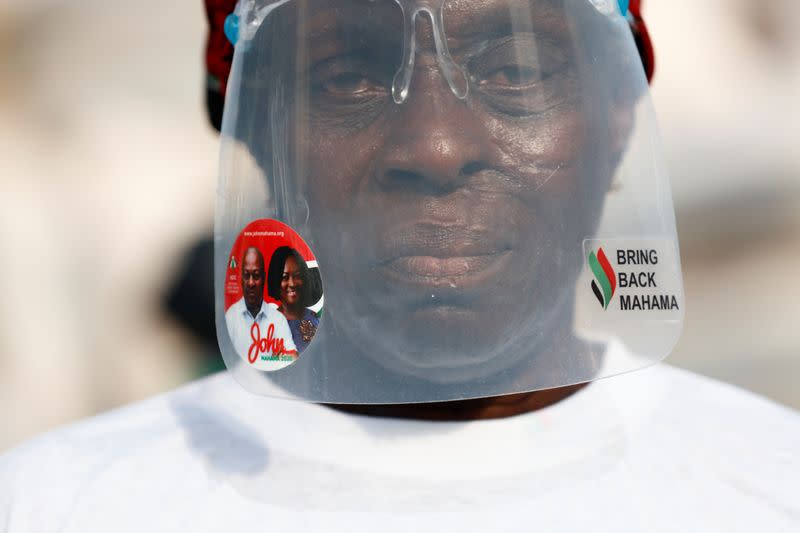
[215,0,683,403]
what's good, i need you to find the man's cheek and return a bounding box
[302,132,367,251]
[488,110,588,190]
[305,128,384,202]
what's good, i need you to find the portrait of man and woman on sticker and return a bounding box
[224,219,323,371]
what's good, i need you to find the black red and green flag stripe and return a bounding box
[589,248,616,309]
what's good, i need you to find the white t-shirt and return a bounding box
[224,298,297,370]
[1,358,798,532]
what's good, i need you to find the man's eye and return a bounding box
[319,72,382,96]
[481,66,540,88]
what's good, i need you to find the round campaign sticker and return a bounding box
[224,219,323,371]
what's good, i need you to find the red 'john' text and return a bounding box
[248,322,289,364]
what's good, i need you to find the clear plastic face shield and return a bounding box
[215,0,684,403]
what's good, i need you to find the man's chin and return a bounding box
[351,304,533,383]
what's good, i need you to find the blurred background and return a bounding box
[0,0,798,452]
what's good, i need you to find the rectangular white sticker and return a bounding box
[575,238,684,350]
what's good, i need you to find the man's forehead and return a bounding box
[282,0,568,39]
[243,250,263,266]
[443,0,566,36]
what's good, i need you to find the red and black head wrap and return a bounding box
[628,0,655,83]
[204,0,655,131]
[205,0,238,131]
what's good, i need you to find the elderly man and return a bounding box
[215,0,674,409]
[1,1,797,531]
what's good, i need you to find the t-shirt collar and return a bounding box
[242,299,270,321]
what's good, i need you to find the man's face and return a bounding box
[267,0,622,380]
[242,249,266,312]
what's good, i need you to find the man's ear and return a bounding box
[608,99,636,173]
[605,5,653,183]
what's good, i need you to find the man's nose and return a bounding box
[375,63,492,194]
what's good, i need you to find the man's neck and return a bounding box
[327,384,587,421]
[321,306,593,421]
[246,302,262,319]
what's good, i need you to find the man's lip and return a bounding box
[376,223,515,263]
[375,249,513,291]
